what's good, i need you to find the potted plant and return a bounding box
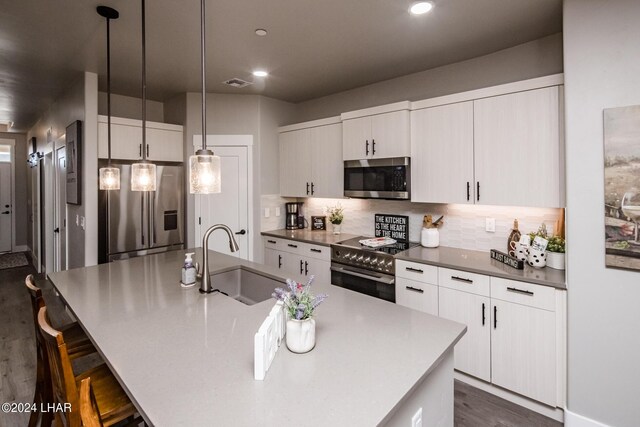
[546,236,566,270]
[326,204,344,234]
[272,276,328,353]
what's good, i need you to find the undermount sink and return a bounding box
[209,267,282,305]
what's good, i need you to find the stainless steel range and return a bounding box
[330,236,419,302]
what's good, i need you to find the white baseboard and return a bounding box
[565,409,610,427]
[454,372,564,422]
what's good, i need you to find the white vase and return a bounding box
[421,228,439,248]
[286,318,316,353]
[331,223,342,235]
[546,251,565,270]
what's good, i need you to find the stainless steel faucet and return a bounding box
[198,224,240,294]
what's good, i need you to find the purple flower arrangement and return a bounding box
[272,275,328,321]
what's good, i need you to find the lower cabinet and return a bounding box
[396,277,438,316]
[263,238,331,285]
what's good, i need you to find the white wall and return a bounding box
[293,33,563,123]
[564,1,640,426]
[98,92,164,123]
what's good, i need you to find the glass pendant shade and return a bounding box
[131,162,157,191]
[189,150,221,194]
[99,166,120,190]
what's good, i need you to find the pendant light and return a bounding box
[97,6,120,190]
[189,0,221,194]
[131,0,156,191]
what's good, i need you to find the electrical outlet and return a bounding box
[485,218,496,232]
[411,407,423,427]
[75,214,80,226]
[264,208,270,218]
[80,216,85,230]
[275,207,281,217]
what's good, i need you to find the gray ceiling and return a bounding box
[0,0,562,132]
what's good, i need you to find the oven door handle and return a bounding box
[330,265,395,285]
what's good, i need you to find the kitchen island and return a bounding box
[48,249,466,426]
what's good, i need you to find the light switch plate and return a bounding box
[264,208,270,218]
[275,207,281,217]
[485,218,496,232]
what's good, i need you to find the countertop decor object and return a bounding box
[311,216,326,231]
[375,213,409,242]
[421,214,442,248]
[273,276,327,353]
[326,204,344,234]
[507,219,522,257]
[490,249,524,270]
[546,236,566,270]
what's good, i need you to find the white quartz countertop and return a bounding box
[48,249,465,426]
[261,228,359,246]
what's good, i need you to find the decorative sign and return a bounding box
[490,249,524,270]
[374,214,408,242]
[311,216,326,231]
[65,120,82,205]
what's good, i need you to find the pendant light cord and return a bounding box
[201,0,206,151]
[106,15,112,165]
[141,0,147,161]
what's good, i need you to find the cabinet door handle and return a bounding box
[311,182,315,195]
[406,267,423,274]
[467,182,470,201]
[267,240,276,244]
[304,261,309,275]
[278,254,282,268]
[288,243,298,248]
[482,303,486,326]
[310,248,322,253]
[451,276,473,284]
[306,182,310,195]
[372,139,376,155]
[477,182,480,201]
[146,144,149,157]
[300,260,304,274]
[506,287,534,296]
[365,140,369,156]
[493,306,497,329]
[139,144,142,157]
[405,286,424,294]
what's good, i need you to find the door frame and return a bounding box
[192,135,254,260]
[54,136,67,271]
[43,152,54,273]
[0,138,16,253]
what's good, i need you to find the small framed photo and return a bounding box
[311,216,326,231]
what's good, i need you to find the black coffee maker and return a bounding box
[285,202,305,230]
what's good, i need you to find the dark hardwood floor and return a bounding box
[0,259,562,427]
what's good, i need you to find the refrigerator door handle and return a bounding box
[152,192,157,245]
[140,192,145,245]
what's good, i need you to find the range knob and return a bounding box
[356,255,364,262]
[370,258,378,266]
[364,256,371,264]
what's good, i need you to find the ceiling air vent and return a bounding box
[223,78,253,88]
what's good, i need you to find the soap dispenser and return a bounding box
[181,252,197,287]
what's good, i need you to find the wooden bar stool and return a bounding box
[25,274,98,427]
[38,306,138,427]
[80,378,143,427]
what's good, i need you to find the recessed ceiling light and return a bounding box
[252,70,268,77]
[255,29,268,36]
[409,2,433,15]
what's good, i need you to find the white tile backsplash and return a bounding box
[261,197,563,253]
[260,194,297,231]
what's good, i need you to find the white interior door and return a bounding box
[0,162,11,253]
[43,153,54,273]
[195,146,249,259]
[55,146,67,271]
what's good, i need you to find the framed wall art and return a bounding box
[66,120,82,205]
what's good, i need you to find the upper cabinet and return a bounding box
[98,115,184,162]
[411,75,565,208]
[342,102,410,160]
[279,117,343,198]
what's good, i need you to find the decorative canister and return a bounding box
[421,227,439,248]
[546,252,565,270]
[286,318,316,353]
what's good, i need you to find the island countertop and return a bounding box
[48,249,465,426]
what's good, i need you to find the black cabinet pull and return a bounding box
[139,144,142,157]
[300,260,304,274]
[482,303,486,326]
[406,286,424,294]
[467,182,470,201]
[310,248,322,253]
[267,240,276,244]
[477,182,480,201]
[278,254,282,268]
[506,287,534,296]
[451,276,473,284]
[146,144,149,157]
[306,182,310,195]
[288,243,298,248]
[372,139,376,155]
[365,140,369,156]
[304,261,309,275]
[406,267,424,274]
[311,182,315,195]
[493,306,497,329]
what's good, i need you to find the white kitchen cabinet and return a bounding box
[438,287,491,382]
[411,102,474,204]
[342,103,410,160]
[473,86,562,207]
[262,237,331,286]
[278,118,343,198]
[396,277,438,316]
[98,115,183,162]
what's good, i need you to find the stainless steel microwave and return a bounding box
[343,157,410,200]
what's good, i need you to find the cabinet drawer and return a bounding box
[396,277,439,316]
[438,268,490,296]
[490,277,555,311]
[395,260,438,283]
[302,243,330,262]
[263,237,289,252]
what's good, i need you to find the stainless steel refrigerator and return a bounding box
[98,160,184,263]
